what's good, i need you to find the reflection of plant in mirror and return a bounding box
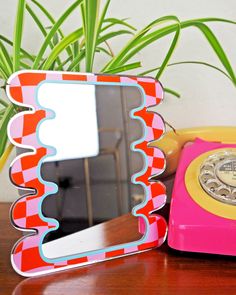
[0,0,236,168]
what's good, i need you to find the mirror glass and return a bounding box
[38,82,146,259]
[39,83,99,161]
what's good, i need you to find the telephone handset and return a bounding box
[153,126,236,178]
[153,126,236,256]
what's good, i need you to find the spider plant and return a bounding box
[0,0,235,170]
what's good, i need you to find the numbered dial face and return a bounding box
[199,151,236,205]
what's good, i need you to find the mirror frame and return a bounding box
[7,70,167,277]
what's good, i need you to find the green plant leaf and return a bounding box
[103,61,142,74]
[155,16,180,80]
[0,34,34,62]
[83,0,101,71]
[53,32,59,47]
[102,17,236,81]
[0,40,13,76]
[0,109,8,120]
[96,0,111,39]
[98,30,134,44]
[13,0,26,72]
[56,56,73,71]
[140,60,233,82]
[0,105,15,158]
[96,46,113,57]
[31,0,73,57]
[33,0,83,69]
[26,3,63,69]
[80,1,86,34]
[72,41,80,72]
[42,28,83,70]
[102,15,183,72]
[183,17,236,26]
[163,87,181,98]
[0,62,8,80]
[153,20,236,83]
[26,4,47,37]
[185,22,236,84]
[0,99,9,108]
[102,18,137,32]
[67,50,86,71]
[20,61,31,69]
[0,143,14,171]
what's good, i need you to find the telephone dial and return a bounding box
[155,126,236,256]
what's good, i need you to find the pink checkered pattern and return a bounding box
[7,71,167,276]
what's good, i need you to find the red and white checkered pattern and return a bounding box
[7,71,167,277]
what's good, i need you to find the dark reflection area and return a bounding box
[150,202,170,222]
[40,85,146,250]
[154,173,176,205]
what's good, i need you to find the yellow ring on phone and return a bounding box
[185,148,236,220]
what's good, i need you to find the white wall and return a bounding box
[0,0,236,201]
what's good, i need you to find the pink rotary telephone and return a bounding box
[155,126,236,256]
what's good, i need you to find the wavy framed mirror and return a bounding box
[7,70,167,277]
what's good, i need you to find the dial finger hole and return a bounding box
[231,189,236,199]
[215,186,231,198]
[208,157,220,165]
[200,163,214,172]
[205,180,221,192]
[200,171,214,183]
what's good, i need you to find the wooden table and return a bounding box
[1,202,236,295]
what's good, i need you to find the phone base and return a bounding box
[167,138,236,256]
[168,222,236,256]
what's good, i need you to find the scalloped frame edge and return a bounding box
[7,70,167,277]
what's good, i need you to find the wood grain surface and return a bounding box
[1,202,236,295]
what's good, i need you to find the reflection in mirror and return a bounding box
[39,83,145,259]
